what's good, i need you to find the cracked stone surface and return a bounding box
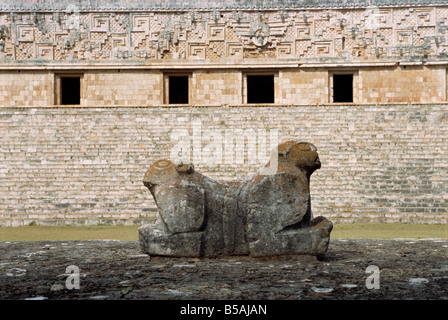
[0,239,446,300]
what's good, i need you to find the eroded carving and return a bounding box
[139,141,333,258]
[0,5,444,62]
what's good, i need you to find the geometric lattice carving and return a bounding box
[91,14,109,32]
[395,29,413,45]
[207,24,225,43]
[36,44,53,60]
[0,6,447,62]
[227,42,243,58]
[132,14,150,34]
[188,43,206,59]
[17,25,34,42]
[277,42,294,57]
[111,34,128,50]
[315,41,333,56]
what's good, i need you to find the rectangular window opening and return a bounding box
[247,74,275,104]
[333,74,353,103]
[168,75,189,104]
[60,76,81,105]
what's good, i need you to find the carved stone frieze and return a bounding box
[0,6,446,63]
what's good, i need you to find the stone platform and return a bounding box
[0,239,446,301]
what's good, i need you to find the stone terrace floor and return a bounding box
[0,239,446,303]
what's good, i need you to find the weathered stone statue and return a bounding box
[139,141,333,259]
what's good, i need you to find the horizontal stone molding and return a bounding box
[1,1,447,12]
[3,61,448,71]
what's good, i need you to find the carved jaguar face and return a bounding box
[143,159,195,190]
[291,142,321,172]
[278,141,321,173]
[143,159,176,190]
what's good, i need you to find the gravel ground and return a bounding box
[0,238,447,302]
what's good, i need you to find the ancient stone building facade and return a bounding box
[0,0,447,226]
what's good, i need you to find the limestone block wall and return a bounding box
[83,70,163,106]
[0,104,447,226]
[0,71,53,107]
[360,66,447,104]
[1,66,447,107]
[191,70,242,105]
[279,69,329,105]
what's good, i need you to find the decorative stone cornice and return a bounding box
[0,0,447,13]
[0,2,447,64]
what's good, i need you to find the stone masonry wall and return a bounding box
[1,67,447,107]
[192,70,242,106]
[0,71,53,107]
[0,104,447,226]
[279,69,329,105]
[360,66,447,104]
[83,70,163,106]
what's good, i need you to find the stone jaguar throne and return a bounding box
[138,141,333,258]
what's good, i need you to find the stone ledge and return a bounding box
[1,102,448,110]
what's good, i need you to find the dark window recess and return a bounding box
[333,74,353,103]
[169,76,189,104]
[60,77,81,105]
[247,75,274,103]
